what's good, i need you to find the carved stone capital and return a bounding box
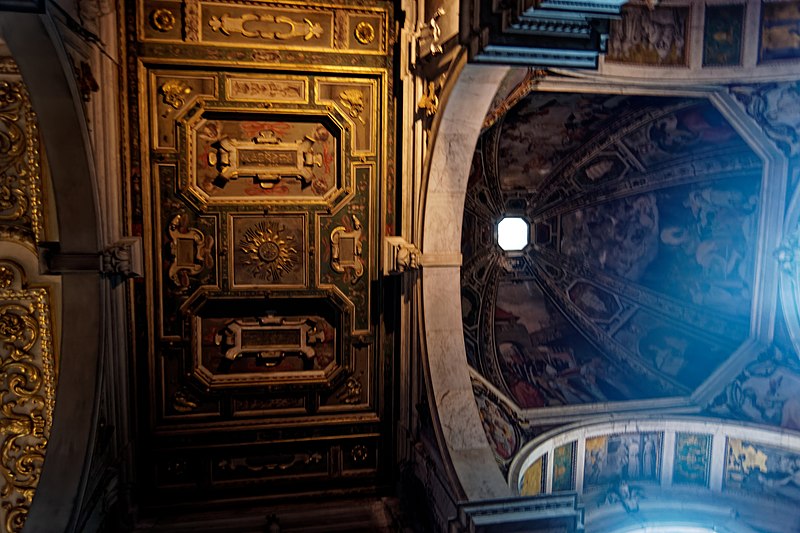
[39,238,143,278]
[101,238,143,278]
[383,236,421,275]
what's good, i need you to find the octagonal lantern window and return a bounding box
[497,217,529,251]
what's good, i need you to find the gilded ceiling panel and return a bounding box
[129,0,392,504]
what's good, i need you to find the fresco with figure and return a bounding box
[584,432,662,489]
[561,176,760,318]
[553,442,576,491]
[761,1,800,62]
[709,316,800,432]
[725,437,800,500]
[607,6,689,66]
[704,4,744,67]
[463,89,764,424]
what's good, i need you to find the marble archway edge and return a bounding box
[0,12,103,533]
[420,62,512,500]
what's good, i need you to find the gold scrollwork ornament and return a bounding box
[354,22,375,45]
[208,13,323,41]
[330,215,364,283]
[338,90,366,124]
[167,214,214,289]
[336,375,362,404]
[0,267,14,289]
[159,80,192,110]
[418,81,439,117]
[0,294,54,533]
[150,8,176,32]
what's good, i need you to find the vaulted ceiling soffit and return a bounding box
[462,85,794,471]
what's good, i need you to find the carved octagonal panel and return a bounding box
[189,295,344,389]
[182,110,344,207]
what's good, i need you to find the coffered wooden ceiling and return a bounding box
[127,0,395,505]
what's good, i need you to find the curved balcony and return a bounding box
[508,416,800,532]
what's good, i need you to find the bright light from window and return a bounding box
[616,526,717,533]
[497,217,529,251]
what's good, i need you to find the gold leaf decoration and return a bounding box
[0,81,42,244]
[239,222,298,281]
[0,275,55,533]
[354,22,375,45]
[150,8,176,32]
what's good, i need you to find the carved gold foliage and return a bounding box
[0,262,55,533]
[417,81,439,118]
[0,81,42,244]
[338,90,366,124]
[239,222,297,281]
[336,375,362,404]
[208,13,323,41]
[159,80,192,110]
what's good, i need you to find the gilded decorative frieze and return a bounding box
[208,13,324,41]
[225,75,307,103]
[218,452,322,473]
[202,6,332,48]
[0,261,55,533]
[0,80,43,245]
[137,0,388,55]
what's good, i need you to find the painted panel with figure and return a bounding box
[620,104,740,167]
[608,6,689,66]
[553,442,576,491]
[704,4,744,66]
[496,93,630,190]
[760,1,800,62]
[474,380,521,462]
[520,456,545,496]
[710,345,800,431]
[561,176,760,318]
[673,432,712,487]
[495,280,638,408]
[612,310,732,388]
[725,438,800,500]
[584,433,662,489]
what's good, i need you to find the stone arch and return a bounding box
[420,62,512,500]
[1,12,103,533]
